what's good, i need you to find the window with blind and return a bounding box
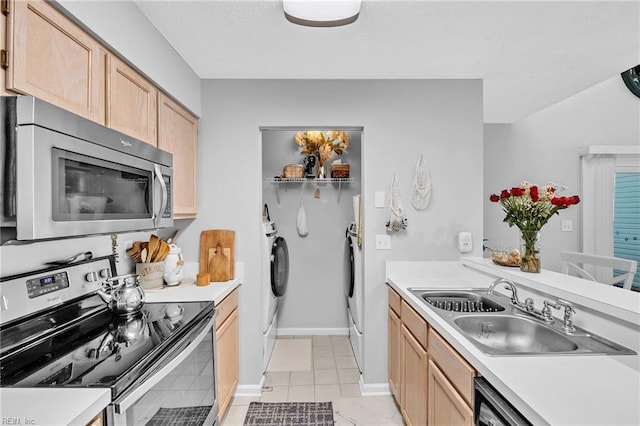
[613,172,640,291]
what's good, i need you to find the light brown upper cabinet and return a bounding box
[5,0,106,122]
[158,93,198,218]
[106,54,157,145]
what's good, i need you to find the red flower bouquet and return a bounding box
[489,181,580,272]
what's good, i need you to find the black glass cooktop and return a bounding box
[0,296,213,398]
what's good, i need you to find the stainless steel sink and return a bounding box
[407,288,636,356]
[412,290,505,313]
[453,314,578,355]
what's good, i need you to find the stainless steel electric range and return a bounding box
[0,255,218,425]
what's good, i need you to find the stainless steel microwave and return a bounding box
[1,96,173,242]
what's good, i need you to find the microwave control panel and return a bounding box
[27,272,70,298]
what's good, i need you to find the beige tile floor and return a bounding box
[220,335,405,426]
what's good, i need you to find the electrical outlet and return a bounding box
[458,232,472,253]
[375,234,391,250]
[561,220,573,232]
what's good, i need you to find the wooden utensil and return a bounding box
[167,229,179,244]
[199,229,235,281]
[155,240,170,262]
[141,248,148,263]
[148,234,160,262]
[127,241,142,263]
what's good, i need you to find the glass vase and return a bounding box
[519,230,541,273]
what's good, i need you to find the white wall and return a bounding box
[176,79,483,389]
[484,75,640,272]
[261,129,362,333]
[54,0,201,116]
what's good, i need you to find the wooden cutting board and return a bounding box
[199,229,235,281]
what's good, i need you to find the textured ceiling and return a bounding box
[134,0,640,123]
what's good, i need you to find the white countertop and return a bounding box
[0,388,111,426]
[0,264,243,425]
[386,259,640,426]
[145,261,243,304]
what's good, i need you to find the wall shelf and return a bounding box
[266,177,353,204]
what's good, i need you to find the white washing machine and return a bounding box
[344,221,363,372]
[262,220,289,372]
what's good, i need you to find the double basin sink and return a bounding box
[408,288,636,356]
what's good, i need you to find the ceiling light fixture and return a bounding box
[283,0,361,27]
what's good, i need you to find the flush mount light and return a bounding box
[283,0,361,27]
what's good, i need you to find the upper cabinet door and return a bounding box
[106,54,157,145]
[158,92,198,218]
[6,0,106,122]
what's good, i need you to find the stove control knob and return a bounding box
[99,268,112,278]
[85,271,98,282]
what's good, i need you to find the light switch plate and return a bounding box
[375,234,391,250]
[374,191,386,208]
[458,232,472,253]
[561,220,573,232]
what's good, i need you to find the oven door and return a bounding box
[16,125,172,240]
[107,312,218,426]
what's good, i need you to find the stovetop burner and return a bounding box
[0,295,212,398]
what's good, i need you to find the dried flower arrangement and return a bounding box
[295,130,350,168]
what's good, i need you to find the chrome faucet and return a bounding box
[542,299,577,332]
[487,278,525,308]
[487,278,554,323]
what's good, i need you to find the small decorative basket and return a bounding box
[331,164,350,178]
[283,164,304,178]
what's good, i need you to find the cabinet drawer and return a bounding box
[216,288,238,329]
[401,300,427,349]
[428,327,476,405]
[388,286,401,316]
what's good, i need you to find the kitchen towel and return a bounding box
[297,191,308,237]
[410,154,432,210]
[385,173,407,232]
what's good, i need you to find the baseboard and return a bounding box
[360,379,392,396]
[233,376,265,397]
[277,327,349,336]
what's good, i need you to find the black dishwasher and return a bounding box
[474,377,532,426]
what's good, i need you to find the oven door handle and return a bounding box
[113,311,217,414]
[153,164,168,228]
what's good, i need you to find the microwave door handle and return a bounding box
[153,164,168,228]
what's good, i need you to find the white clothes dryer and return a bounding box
[344,222,363,372]
[262,220,289,372]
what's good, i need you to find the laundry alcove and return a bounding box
[261,127,363,336]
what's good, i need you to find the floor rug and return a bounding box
[267,339,312,372]
[146,405,211,426]
[243,402,334,426]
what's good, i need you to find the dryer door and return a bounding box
[344,233,355,298]
[270,236,289,297]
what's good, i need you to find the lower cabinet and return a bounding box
[401,324,428,426]
[388,305,402,404]
[428,359,474,426]
[216,289,239,420]
[388,286,477,426]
